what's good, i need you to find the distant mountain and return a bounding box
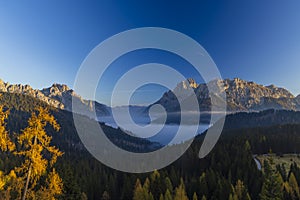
[154,78,299,112]
[0,79,110,119]
[2,77,300,125]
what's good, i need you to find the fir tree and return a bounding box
[174,178,188,200]
[231,180,251,200]
[133,179,144,200]
[164,189,173,200]
[288,172,300,200]
[159,194,164,200]
[260,160,283,200]
[193,192,198,200]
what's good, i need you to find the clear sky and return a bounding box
[0,1,300,106]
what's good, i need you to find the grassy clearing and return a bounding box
[256,154,300,172]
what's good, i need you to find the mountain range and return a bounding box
[1,77,300,121]
[2,77,300,150]
[155,78,300,113]
[0,79,110,119]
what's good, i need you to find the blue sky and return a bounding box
[0,1,300,105]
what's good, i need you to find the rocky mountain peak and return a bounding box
[0,79,6,91]
[51,83,70,92]
[0,80,34,94]
[187,78,198,89]
[41,83,71,97]
[156,78,300,112]
[0,79,74,110]
[175,78,198,91]
[0,78,112,119]
[267,84,276,88]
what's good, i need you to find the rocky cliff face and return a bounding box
[0,79,110,117]
[155,78,299,112]
[154,78,199,112]
[221,78,295,110]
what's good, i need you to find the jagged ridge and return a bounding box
[155,78,300,112]
[0,79,110,117]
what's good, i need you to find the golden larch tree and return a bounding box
[0,103,64,200]
[16,107,63,200]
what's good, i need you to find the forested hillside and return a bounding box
[1,92,300,199]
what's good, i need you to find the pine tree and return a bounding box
[193,192,198,200]
[288,172,300,200]
[276,164,287,181]
[165,177,173,194]
[282,181,291,200]
[228,193,235,200]
[199,172,208,198]
[260,160,283,200]
[174,178,188,200]
[159,194,164,200]
[164,189,173,200]
[201,195,207,200]
[231,180,251,200]
[143,178,151,193]
[149,192,154,200]
[244,140,251,151]
[150,170,163,200]
[58,164,83,200]
[133,179,144,200]
[133,178,154,200]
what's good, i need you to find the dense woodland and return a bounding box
[1,92,300,199]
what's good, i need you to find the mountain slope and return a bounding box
[2,77,299,123]
[0,79,110,119]
[0,91,160,153]
[154,78,299,112]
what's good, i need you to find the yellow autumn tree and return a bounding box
[0,103,64,200]
[0,170,23,200]
[0,103,22,200]
[16,107,63,200]
[34,169,63,200]
[174,178,189,200]
[0,104,15,152]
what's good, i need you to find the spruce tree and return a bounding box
[232,180,251,200]
[259,160,283,200]
[174,178,188,200]
[193,192,198,200]
[133,179,144,200]
[164,189,172,200]
[288,172,300,200]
